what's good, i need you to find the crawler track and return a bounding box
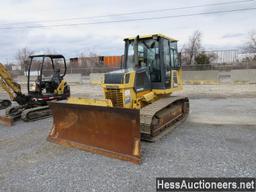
[140,96,189,141]
[1,105,52,125]
[21,106,51,121]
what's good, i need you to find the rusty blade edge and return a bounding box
[0,115,14,127]
[47,135,141,165]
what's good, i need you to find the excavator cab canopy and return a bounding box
[27,54,67,96]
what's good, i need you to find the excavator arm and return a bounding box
[0,63,22,100]
[0,63,27,125]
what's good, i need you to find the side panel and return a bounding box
[47,102,141,164]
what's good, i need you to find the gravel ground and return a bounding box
[0,84,256,192]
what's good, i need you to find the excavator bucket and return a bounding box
[47,102,141,164]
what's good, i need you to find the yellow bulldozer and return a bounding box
[47,34,189,164]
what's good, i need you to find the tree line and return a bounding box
[182,30,256,65]
[11,30,256,70]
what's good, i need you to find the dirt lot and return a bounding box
[0,83,256,192]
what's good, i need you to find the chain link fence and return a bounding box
[9,49,256,76]
[181,50,256,71]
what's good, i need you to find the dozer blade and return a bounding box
[47,102,141,164]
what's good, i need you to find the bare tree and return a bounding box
[183,30,202,65]
[79,52,99,68]
[245,31,256,53]
[16,48,33,70]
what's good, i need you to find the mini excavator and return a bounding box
[0,54,70,126]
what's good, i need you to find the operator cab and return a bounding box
[123,34,180,90]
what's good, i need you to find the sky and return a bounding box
[0,0,256,63]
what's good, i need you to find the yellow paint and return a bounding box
[55,80,66,95]
[68,35,184,111]
[0,63,22,100]
[142,92,155,102]
[101,67,183,109]
[67,97,113,107]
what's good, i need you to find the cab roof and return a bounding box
[124,34,177,42]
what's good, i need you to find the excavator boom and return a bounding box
[0,63,22,101]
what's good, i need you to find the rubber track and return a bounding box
[21,106,52,122]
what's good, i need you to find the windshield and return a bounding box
[126,39,159,69]
[127,42,134,68]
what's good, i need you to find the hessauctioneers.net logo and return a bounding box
[156,178,256,191]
